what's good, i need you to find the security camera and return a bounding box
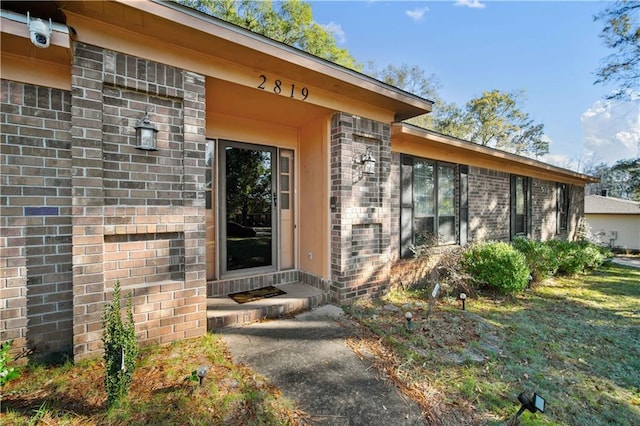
[27,12,52,48]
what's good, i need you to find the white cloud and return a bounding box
[321,22,346,44]
[455,0,486,9]
[406,6,429,22]
[581,99,640,165]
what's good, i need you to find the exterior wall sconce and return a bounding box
[134,110,158,151]
[360,147,376,175]
[354,146,376,180]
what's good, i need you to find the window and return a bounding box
[510,175,531,238]
[557,183,569,232]
[401,155,464,258]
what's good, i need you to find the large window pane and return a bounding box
[515,176,526,235]
[438,164,455,216]
[414,160,434,216]
[401,154,459,258]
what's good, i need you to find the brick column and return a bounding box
[71,43,207,360]
[330,113,392,303]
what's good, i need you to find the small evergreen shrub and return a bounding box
[102,281,138,407]
[1,340,19,388]
[511,237,559,283]
[546,240,610,275]
[462,241,530,294]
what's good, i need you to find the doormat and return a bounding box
[228,286,286,304]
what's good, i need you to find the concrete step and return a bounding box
[207,282,329,330]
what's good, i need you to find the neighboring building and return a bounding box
[585,195,640,252]
[1,1,596,361]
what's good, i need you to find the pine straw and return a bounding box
[344,301,490,425]
[1,334,308,425]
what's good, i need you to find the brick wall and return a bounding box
[1,80,73,359]
[69,43,207,359]
[468,166,511,241]
[531,178,557,241]
[330,113,391,303]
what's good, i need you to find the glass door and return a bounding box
[219,141,277,276]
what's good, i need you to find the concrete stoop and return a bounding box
[207,282,329,330]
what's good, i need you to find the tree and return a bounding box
[434,90,549,157]
[586,157,640,201]
[174,0,360,70]
[430,102,472,139]
[594,0,640,102]
[612,157,640,200]
[365,62,443,129]
[225,148,272,226]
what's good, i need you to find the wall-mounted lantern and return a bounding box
[353,146,376,181]
[361,146,376,175]
[134,110,158,151]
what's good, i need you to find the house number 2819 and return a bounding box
[257,75,309,100]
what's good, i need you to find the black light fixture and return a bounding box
[458,293,467,310]
[134,109,158,151]
[354,146,376,179]
[361,147,376,175]
[512,392,545,423]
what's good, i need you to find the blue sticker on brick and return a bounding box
[24,207,59,216]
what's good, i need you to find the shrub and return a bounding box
[102,281,138,407]
[547,240,610,275]
[511,237,559,283]
[1,340,20,388]
[431,246,478,297]
[462,241,530,295]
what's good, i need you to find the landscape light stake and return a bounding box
[458,293,467,310]
[196,365,209,386]
[510,392,545,425]
[405,311,413,331]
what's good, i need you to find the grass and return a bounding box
[1,263,638,425]
[1,333,305,425]
[345,262,640,425]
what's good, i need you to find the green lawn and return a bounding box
[346,262,640,425]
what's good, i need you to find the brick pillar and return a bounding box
[71,43,207,360]
[330,113,392,303]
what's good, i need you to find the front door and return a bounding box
[219,141,277,276]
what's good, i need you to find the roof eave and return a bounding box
[151,0,433,119]
[392,122,598,185]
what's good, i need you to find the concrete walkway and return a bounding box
[612,256,640,268]
[220,305,425,425]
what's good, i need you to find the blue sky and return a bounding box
[309,0,640,170]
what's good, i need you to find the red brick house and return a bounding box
[1,0,596,361]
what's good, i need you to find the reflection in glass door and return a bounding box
[220,141,276,274]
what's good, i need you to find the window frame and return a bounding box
[557,183,569,232]
[400,154,465,258]
[510,174,532,239]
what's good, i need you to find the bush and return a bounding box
[102,281,138,407]
[462,241,531,295]
[546,240,610,275]
[511,237,559,283]
[1,340,20,388]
